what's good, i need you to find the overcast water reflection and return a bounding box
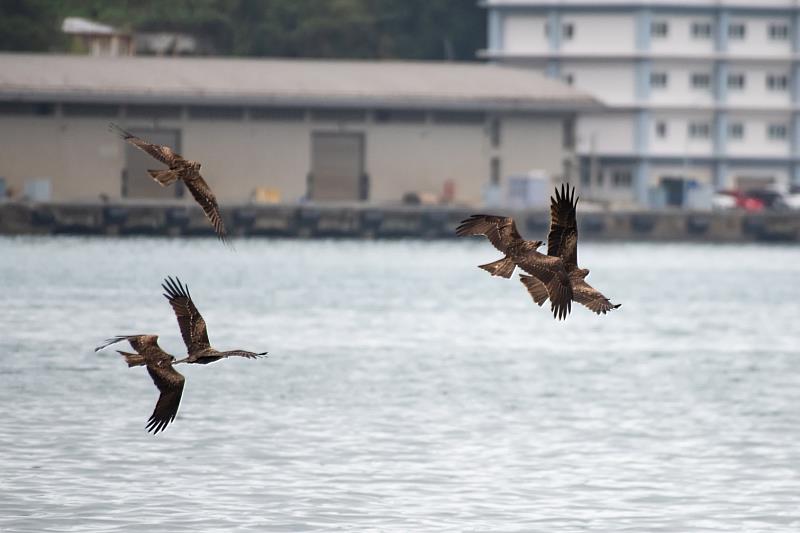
[1,236,799,532]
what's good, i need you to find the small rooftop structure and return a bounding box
[61,17,117,35]
[61,17,133,56]
[0,53,598,112]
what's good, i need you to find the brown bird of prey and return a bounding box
[520,184,621,315]
[456,214,574,320]
[109,123,228,243]
[162,276,267,364]
[95,278,266,434]
[94,334,184,434]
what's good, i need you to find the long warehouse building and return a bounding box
[0,53,597,206]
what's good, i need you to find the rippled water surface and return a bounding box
[1,236,799,532]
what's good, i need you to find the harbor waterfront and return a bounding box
[1,237,799,531]
[3,201,800,242]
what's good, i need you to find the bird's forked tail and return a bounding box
[478,256,516,278]
[117,351,146,368]
[147,169,179,187]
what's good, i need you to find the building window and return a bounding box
[251,107,306,121]
[691,73,711,89]
[650,72,668,88]
[373,109,426,123]
[728,122,744,139]
[490,157,501,185]
[727,73,746,90]
[691,22,713,39]
[311,109,367,122]
[563,118,575,149]
[562,23,574,40]
[728,23,746,39]
[689,122,710,138]
[767,74,789,91]
[0,102,55,116]
[768,124,788,140]
[769,23,789,40]
[612,169,633,188]
[651,21,669,38]
[490,117,501,148]
[656,121,667,138]
[431,111,484,124]
[127,105,182,119]
[62,103,120,117]
[188,106,244,120]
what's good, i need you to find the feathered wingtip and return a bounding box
[94,336,129,352]
[552,183,579,211]
[219,233,235,251]
[455,214,492,237]
[108,122,134,140]
[161,275,191,302]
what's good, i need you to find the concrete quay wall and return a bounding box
[1,202,799,243]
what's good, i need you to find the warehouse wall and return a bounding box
[0,104,570,206]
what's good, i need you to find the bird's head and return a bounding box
[192,161,201,171]
[577,268,590,278]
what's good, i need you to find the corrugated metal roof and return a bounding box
[0,53,599,112]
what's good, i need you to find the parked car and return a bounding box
[713,190,764,212]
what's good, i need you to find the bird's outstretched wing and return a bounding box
[456,215,522,254]
[217,350,268,360]
[145,363,185,434]
[517,251,573,320]
[570,274,621,315]
[95,334,159,353]
[519,274,549,307]
[109,123,182,167]
[162,276,211,354]
[184,175,228,243]
[547,184,579,269]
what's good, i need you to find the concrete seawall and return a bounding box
[2,202,800,242]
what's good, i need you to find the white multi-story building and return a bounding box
[483,0,800,207]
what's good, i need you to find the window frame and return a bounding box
[688,122,711,139]
[766,73,789,91]
[728,23,746,40]
[650,72,669,89]
[727,73,746,90]
[691,21,713,39]
[651,21,669,38]
[767,123,788,140]
[691,72,711,90]
[768,23,789,41]
[655,121,668,138]
[728,122,744,139]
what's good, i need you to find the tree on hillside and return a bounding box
[2,0,486,61]
[0,0,62,51]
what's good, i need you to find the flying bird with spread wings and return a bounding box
[95,277,267,434]
[161,276,267,364]
[520,184,621,315]
[94,334,184,434]
[109,123,228,243]
[456,214,573,320]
